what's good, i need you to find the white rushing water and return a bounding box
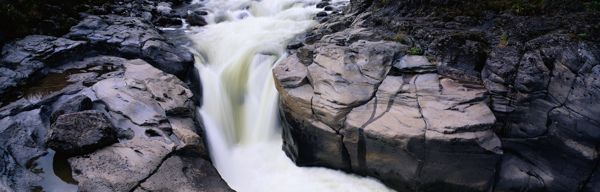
[187,0,394,191]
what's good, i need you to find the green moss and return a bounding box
[407,47,424,55]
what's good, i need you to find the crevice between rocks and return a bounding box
[128,147,175,192]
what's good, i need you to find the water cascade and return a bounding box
[187,0,394,191]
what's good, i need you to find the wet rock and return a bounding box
[0,35,89,103]
[0,108,49,167]
[188,10,208,26]
[138,155,233,191]
[46,110,118,156]
[316,2,330,8]
[50,95,93,124]
[168,117,207,159]
[65,15,193,79]
[0,147,42,192]
[141,40,194,78]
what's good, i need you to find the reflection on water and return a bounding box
[1,64,120,108]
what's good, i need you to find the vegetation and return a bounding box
[406,47,424,55]
[0,0,110,43]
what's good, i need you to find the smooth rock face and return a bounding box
[46,110,118,156]
[0,108,49,167]
[308,38,405,129]
[138,155,233,192]
[276,29,502,190]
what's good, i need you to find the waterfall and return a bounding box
[188,0,394,191]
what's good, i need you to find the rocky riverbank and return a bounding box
[276,0,600,191]
[0,0,233,191]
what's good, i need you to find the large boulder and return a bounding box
[46,110,118,156]
[275,28,502,190]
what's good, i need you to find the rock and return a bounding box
[50,95,93,124]
[316,2,330,8]
[65,15,193,79]
[393,55,437,73]
[316,11,328,17]
[188,10,208,26]
[169,117,208,159]
[138,155,233,191]
[141,40,194,79]
[69,137,176,192]
[0,35,89,103]
[0,147,42,192]
[46,110,118,156]
[308,40,405,129]
[0,108,49,167]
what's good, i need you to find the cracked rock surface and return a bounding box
[276,31,501,190]
[277,0,600,191]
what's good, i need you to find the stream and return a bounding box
[187,0,394,191]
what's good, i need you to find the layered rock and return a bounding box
[65,15,193,79]
[277,0,600,191]
[275,28,502,190]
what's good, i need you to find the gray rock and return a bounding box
[0,147,42,192]
[393,55,437,73]
[141,40,194,81]
[65,15,192,79]
[69,137,176,192]
[188,10,208,26]
[50,95,93,124]
[0,108,49,167]
[138,155,233,192]
[307,40,405,129]
[46,110,118,156]
[0,35,89,103]
[93,77,167,126]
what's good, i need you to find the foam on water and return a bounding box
[188,0,395,191]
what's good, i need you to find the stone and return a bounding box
[93,77,167,126]
[188,10,208,26]
[0,108,49,167]
[69,137,176,192]
[307,40,405,129]
[0,147,42,192]
[50,95,93,124]
[168,117,208,159]
[142,40,194,79]
[138,155,233,192]
[393,55,437,73]
[46,110,118,156]
[65,15,192,79]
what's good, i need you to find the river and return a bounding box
[187,0,394,191]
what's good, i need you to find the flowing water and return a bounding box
[187,0,394,191]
